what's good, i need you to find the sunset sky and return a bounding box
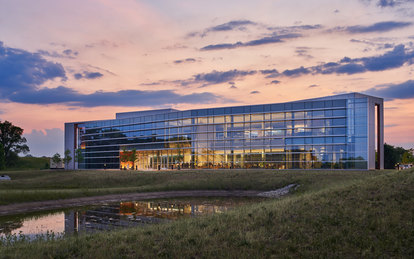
[0,0,413,156]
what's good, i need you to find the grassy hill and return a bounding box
[0,169,412,258]
[4,156,50,171]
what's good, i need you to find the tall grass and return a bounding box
[0,169,412,258]
[4,157,49,171]
[0,169,391,205]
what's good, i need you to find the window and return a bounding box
[332,118,346,126]
[333,137,346,143]
[333,127,346,135]
[293,111,305,119]
[332,99,346,107]
[292,102,304,110]
[312,110,324,118]
[312,119,325,127]
[272,113,284,120]
[333,109,346,116]
[214,117,224,123]
[233,115,243,123]
[272,121,284,128]
[251,114,263,121]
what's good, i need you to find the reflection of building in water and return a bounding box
[120,201,229,220]
[64,201,232,234]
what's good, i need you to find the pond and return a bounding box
[0,197,261,241]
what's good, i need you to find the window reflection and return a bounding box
[79,97,368,170]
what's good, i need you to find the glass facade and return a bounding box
[66,93,380,170]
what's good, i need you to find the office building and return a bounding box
[64,93,384,170]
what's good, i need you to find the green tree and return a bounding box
[75,149,84,165]
[52,153,62,168]
[384,143,411,169]
[401,151,414,164]
[0,143,5,170]
[63,149,72,169]
[0,120,30,167]
[129,148,137,164]
[120,146,129,164]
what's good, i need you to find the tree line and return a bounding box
[51,149,84,169]
[384,143,414,169]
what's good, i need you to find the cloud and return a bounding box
[250,91,260,94]
[191,69,257,86]
[0,41,231,107]
[358,0,414,10]
[363,80,414,100]
[270,80,280,84]
[37,49,78,59]
[260,69,279,74]
[0,41,66,97]
[333,63,367,74]
[62,49,78,56]
[360,44,410,71]
[200,33,301,51]
[277,44,414,77]
[377,0,397,6]
[350,39,395,50]
[374,0,414,7]
[282,66,311,77]
[74,71,104,80]
[24,128,64,157]
[188,20,256,37]
[7,86,231,107]
[173,58,197,64]
[139,82,161,86]
[130,69,257,89]
[208,20,255,32]
[189,19,320,39]
[344,21,412,33]
[260,69,280,78]
[295,47,313,59]
[308,84,319,88]
[267,24,322,34]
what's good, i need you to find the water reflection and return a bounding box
[0,198,255,240]
[0,212,65,240]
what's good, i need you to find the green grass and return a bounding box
[0,169,412,258]
[0,169,392,205]
[4,156,50,171]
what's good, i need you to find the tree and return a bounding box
[384,143,412,169]
[52,153,62,168]
[129,148,137,164]
[75,149,84,165]
[119,146,129,164]
[401,151,414,164]
[0,143,5,170]
[0,121,30,167]
[63,149,72,169]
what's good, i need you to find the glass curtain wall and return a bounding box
[76,96,368,170]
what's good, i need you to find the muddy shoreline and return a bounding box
[0,190,263,216]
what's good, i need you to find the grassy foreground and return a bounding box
[0,169,413,258]
[0,169,391,205]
